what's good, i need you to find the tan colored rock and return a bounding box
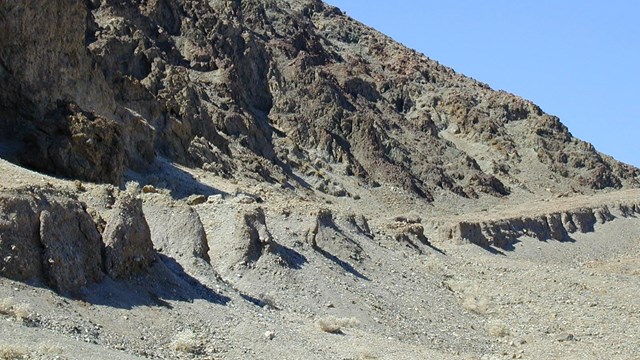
[142,185,157,194]
[187,194,206,206]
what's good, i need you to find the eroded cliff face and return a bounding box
[0,0,637,199]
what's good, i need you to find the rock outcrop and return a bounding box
[144,203,210,264]
[307,208,366,263]
[20,102,126,184]
[391,221,432,255]
[0,193,103,293]
[39,199,105,293]
[102,194,156,279]
[237,207,274,265]
[442,200,640,249]
[0,196,44,281]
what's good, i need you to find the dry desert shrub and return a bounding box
[486,320,510,337]
[0,298,31,321]
[316,316,360,334]
[0,298,14,315]
[171,329,199,354]
[459,285,491,315]
[462,293,489,315]
[356,351,378,360]
[37,341,63,356]
[0,345,27,360]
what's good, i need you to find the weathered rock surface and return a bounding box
[144,203,210,263]
[391,222,432,255]
[1,1,640,359]
[102,195,156,279]
[1,0,636,195]
[20,102,126,184]
[307,208,365,263]
[0,193,103,292]
[0,196,43,281]
[39,199,104,293]
[237,207,274,265]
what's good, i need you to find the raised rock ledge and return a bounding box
[439,196,640,249]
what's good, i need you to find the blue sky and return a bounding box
[324,1,639,167]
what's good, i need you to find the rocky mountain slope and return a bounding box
[1,0,639,359]
[1,0,637,197]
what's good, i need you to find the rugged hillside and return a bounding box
[1,0,637,199]
[1,1,640,359]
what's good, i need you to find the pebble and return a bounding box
[142,185,157,194]
[187,194,206,205]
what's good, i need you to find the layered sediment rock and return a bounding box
[102,194,156,279]
[237,207,274,265]
[443,200,640,249]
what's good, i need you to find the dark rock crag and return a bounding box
[0,0,635,197]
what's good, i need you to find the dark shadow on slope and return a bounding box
[272,243,307,270]
[314,246,370,281]
[397,230,447,256]
[486,234,577,254]
[318,217,365,253]
[428,243,447,255]
[125,158,228,201]
[239,293,281,310]
[158,254,231,305]
[485,246,507,256]
[404,239,447,256]
[81,254,230,310]
[273,158,313,190]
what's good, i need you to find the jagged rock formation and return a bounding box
[237,207,274,265]
[0,0,636,200]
